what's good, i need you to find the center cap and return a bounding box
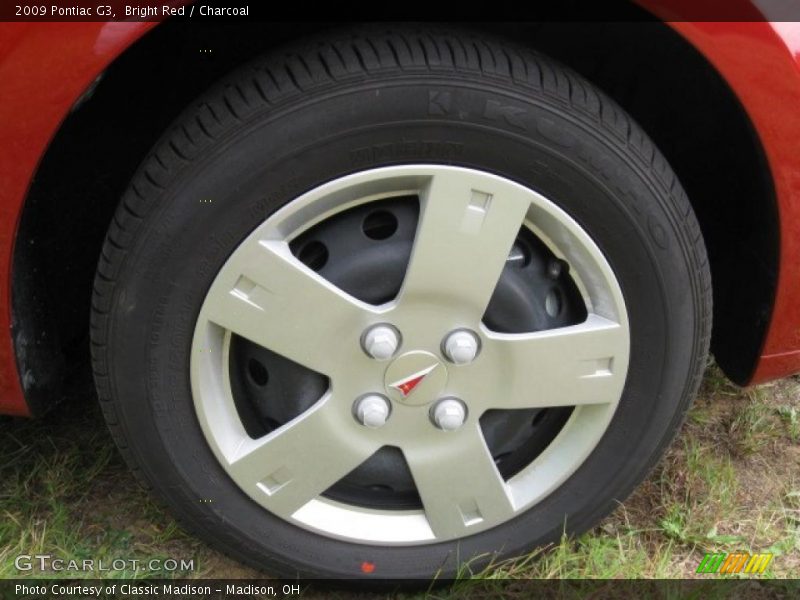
[384,351,448,406]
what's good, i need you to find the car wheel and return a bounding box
[91,28,711,579]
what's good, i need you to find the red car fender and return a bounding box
[663,20,800,383]
[0,22,156,416]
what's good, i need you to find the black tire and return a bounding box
[91,27,711,580]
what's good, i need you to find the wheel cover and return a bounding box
[190,165,630,545]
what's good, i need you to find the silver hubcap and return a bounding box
[190,165,630,544]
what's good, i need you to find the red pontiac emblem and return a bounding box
[389,364,438,397]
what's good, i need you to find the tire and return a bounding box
[91,27,711,580]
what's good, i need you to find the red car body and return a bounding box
[2,8,800,417]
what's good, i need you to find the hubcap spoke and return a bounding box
[399,170,531,317]
[470,314,628,410]
[404,424,515,539]
[201,239,376,375]
[227,397,377,520]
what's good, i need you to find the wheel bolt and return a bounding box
[431,398,467,431]
[362,324,400,360]
[547,259,564,279]
[354,394,391,428]
[442,329,480,364]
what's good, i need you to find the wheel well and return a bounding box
[501,20,778,385]
[11,18,777,413]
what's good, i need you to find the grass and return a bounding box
[0,362,798,582]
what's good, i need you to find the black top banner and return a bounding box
[3,0,800,22]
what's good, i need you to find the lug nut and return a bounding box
[362,324,400,360]
[354,394,391,428]
[442,329,480,364]
[431,398,467,431]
